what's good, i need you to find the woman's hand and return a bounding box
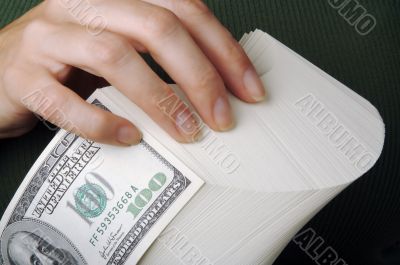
[0,0,265,146]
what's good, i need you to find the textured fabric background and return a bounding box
[0,1,399,264]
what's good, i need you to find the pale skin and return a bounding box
[0,0,266,146]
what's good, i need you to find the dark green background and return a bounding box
[1,1,399,264]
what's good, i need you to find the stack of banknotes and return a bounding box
[0,30,385,265]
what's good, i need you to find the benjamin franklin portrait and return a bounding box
[7,231,78,265]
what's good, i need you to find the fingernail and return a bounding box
[243,68,266,101]
[117,125,141,145]
[214,96,234,131]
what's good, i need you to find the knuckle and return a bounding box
[222,41,248,69]
[151,85,172,108]
[88,36,130,65]
[22,19,51,42]
[143,8,181,39]
[35,90,64,121]
[174,0,211,17]
[2,67,20,88]
[86,111,110,139]
[198,67,222,91]
[41,0,59,15]
[29,98,59,124]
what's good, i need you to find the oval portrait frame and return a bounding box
[1,218,86,264]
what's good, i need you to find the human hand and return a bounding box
[0,0,265,146]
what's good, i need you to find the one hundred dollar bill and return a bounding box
[0,29,386,265]
[0,91,204,265]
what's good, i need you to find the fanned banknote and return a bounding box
[0,30,385,265]
[0,95,204,264]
